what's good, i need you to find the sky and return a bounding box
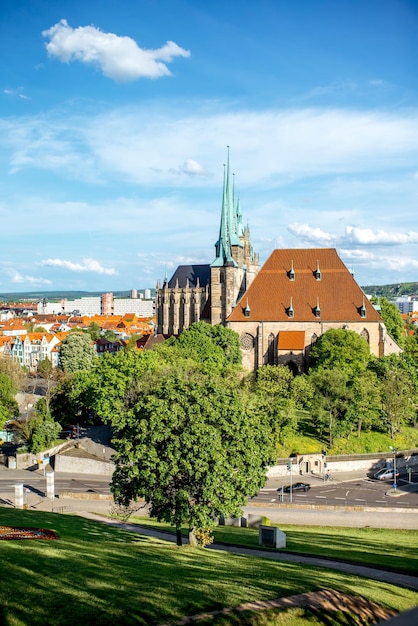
[0,0,417,294]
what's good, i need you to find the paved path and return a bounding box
[79,511,418,592]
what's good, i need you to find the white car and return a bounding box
[374,468,399,480]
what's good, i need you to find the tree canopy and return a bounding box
[108,363,273,545]
[93,327,271,546]
[375,298,405,346]
[59,332,97,373]
[0,372,19,425]
[310,328,371,376]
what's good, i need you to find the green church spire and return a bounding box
[211,147,242,267]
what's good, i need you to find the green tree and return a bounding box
[249,365,298,440]
[107,364,274,546]
[103,329,118,342]
[29,415,62,453]
[0,355,23,390]
[347,370,382,437]
[59,332,97,373]
[0,372,19,425]
[310,328,371,376]
[375,298,405,346]
[382,366,416,437]
[172,322,242,370]
[308,368,352,447]
[37,358,63,415]
[85,321,101,341]
[50,370,98,426]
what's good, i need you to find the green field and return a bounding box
[126,516,418,574]
[0,508,417,625]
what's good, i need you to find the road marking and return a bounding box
[335,497,345,500]
[316,495,326,499]
[376,500,386,503]
[354,499,366,502]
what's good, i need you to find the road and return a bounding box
[0,466,417,528]
[252,473,418,509]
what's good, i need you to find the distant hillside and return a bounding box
[361,282,418,298]
[0,290,155,303]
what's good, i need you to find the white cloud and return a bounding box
[42,19,190,82]
[287,223,335,245]
[169,159,209,176]
[39,258,117,275]
[3,87,29,100]
[4,104,418,187]
[343,226,418,245]
[9,270,51,285]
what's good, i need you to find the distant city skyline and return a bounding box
[1,0,417,293]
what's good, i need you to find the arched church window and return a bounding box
[267,332,275,364]
[360,328,370,343]
[240,333,255,351]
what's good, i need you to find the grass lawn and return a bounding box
[125,517,418,574]
[0,508,417,625]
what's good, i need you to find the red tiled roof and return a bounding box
[228,248,382,323]
[278,331,305,350]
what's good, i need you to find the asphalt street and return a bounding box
[1,464,417,528]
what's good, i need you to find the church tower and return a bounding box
[155,149,259,335]
[210,147,259,325]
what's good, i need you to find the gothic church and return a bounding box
[156,155,401,371]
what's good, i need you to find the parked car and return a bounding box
[373,468,399,481]
[60,424,87,439]
[277,482,311,493]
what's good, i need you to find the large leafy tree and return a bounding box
[248,365,299,440]
[59,332,97,373]
[108,363,274,545]
[0,372,19,425]
[50,370,99,426]
[167,322,242,371]
[308,368,352,447]
[375,298,405,347]
[381,366,416,437]
[346,370,382,438]
[310,328,371,376]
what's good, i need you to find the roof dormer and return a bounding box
[244,299,251,318]
[288,260,295,281]
[287,297,294,318]
[313,297,321,318]
[313,260,321,281]
[359,296,367,318]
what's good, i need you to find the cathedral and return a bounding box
[156,154,402,371]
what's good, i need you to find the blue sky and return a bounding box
[1,0,417,294]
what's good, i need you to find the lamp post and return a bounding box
[389,446,397,491]
[287,459,293,503]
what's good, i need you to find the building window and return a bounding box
[361,328,370,343]
[240,333,255,351]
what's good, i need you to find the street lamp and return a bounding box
[389,446,397,491]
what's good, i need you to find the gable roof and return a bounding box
[278,331,306,350]
[228,248,382,323]
[168,264,210,289]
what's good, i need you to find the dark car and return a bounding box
[60,424,87,439]
[277,482,310,493]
